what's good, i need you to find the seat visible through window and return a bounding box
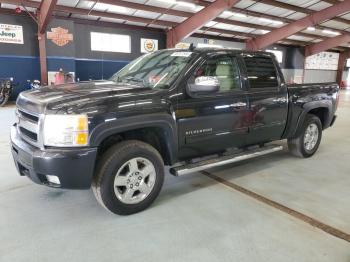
[194,56,240,92]
[216,62,234,91]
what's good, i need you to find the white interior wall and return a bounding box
[303,70,337,83]
[342,69,349,82]
[282,69,304,84]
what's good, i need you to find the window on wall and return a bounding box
[266,49,283,63]
[243,56,278,88]
[90,32,131,53]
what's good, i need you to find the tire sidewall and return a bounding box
[99,143,164,215]
[300,116,322,157]
[0,94,9,107]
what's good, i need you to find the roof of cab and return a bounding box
[167,47,273,57]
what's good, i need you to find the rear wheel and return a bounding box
[288,114,322,158]
[0,93,9,107]
[92,140,164,215]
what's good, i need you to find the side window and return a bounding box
[243,56,278,88]
[192,56,241,92]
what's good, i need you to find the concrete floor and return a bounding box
[0,92,349,262]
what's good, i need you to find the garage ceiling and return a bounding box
[0,0,350,50]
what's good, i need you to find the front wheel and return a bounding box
[92,140,164,215]
[288,114,322,158]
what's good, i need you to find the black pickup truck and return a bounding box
[11,48,339,215]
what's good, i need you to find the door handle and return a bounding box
[231,102,247,108]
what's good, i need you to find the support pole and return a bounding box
[38,32,48,85]
[336,51,350,87]
[36,0,57,85]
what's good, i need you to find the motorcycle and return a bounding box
[0,78,13,107]
[27,79,41,90]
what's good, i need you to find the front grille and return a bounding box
[17,108,41,147]
[18,109,39,123]
[19,127,38,141]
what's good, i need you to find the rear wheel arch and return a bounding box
[293,105,330,138]
[307,107,330,128]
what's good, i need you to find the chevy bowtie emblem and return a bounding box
[47,27,73,46]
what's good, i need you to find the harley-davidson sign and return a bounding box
[47,27,73,46]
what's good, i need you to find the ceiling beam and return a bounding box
[305,34,350,56]
[0,3,347,53]
[197,0,349,34]
[258,0,350,24]
[99,0,329,41]
[166,0,239,48]
[246,0,350,51]
[0,0,348,50]
[98,0,190,17]
[197,0,350,24]
[0,0,178,27]
[38,0,57,33]
[184,0,348,39]
[322,0,341,4]
[228,7,346,35]
[0,0,342,44]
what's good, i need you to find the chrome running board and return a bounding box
[170,145,283,176]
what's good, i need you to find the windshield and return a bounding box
[110,50,195,89]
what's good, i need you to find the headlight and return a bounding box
[43,115,89,147]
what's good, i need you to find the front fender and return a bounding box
[89,113,178,163]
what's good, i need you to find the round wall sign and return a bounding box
[144,39,155,52]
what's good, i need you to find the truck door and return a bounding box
[242,54,288,145]
[175,54,249,160]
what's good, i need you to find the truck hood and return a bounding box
[16,81,161,114]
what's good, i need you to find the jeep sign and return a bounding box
[0,24,23,44]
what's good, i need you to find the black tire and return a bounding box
[288,114,322,158]
[92,140,164,215]
[0,94,9,107]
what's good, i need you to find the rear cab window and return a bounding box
[242,55,279,89]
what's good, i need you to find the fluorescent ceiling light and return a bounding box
[94,3,129,13]
[259,17,272,23]
[157,0,177,3]
[205,21,217,27]
[222,10,234,16]
[322,29,340,35]
[258,17,283,25]
[108,5,129,13]
[272,20,283,25]
[157,0,196,8]
[307,27,316,31]
[222,11,247,18]
[233,13,247,18]
[177,1,195,8]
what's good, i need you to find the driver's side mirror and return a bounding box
[188,76,220,94]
